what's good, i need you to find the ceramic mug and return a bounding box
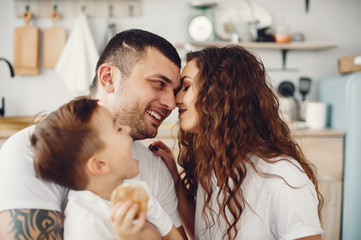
[305,101,327,129]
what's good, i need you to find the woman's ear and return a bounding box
[87,156,110,175]
[97,63,115,93]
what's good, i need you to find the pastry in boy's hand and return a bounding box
[111,182,149,217]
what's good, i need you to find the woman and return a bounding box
[150,45,323,240]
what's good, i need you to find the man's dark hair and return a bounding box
[90,29,181,93]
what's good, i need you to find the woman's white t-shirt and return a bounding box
[195,155,323,240]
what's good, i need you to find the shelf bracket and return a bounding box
[305,0,310,13]
[281,49,288,70]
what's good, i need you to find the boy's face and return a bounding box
[93,106,139,180]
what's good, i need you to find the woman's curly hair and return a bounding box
[177,45,323,239]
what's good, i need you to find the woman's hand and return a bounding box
[149,140,179,182]
[111,201,146,240]
[149,141,195,239]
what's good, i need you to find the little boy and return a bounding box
[31,96,177,240]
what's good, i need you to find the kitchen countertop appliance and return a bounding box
[318,72,361,240]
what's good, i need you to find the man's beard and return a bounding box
[113,102,157,140]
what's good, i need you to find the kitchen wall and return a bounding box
[0,0,360,120]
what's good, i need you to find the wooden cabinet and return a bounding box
[292,129,344,240]
[0,116,37,147]
[0,130,18,147]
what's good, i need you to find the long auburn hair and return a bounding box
[177,45,323,239]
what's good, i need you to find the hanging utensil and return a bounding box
[102,5,116,51]
[277,80,298,122]
[278,81,296,100]
[43,5,67,68]
[299,77,312,101]
[13,6,40,75]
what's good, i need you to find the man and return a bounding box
[0,29,186,239]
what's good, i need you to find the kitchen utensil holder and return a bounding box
[14,0,142,18]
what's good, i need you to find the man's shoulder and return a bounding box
[131,141,170,179]
[132,141,160,161]
[1,126,33,148]
[0,126,34,157]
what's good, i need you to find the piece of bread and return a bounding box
[111,182,149,217]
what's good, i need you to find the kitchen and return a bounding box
[0,0,361,239]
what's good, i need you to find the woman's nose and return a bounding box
[175,89,184,106]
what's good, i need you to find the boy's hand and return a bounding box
[111,201,146,240]
[149,140,179,182]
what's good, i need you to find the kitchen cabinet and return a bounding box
[0,116,36,147]
[292,128,344,240]
[0,130,17,147]
[141,125,344,240]
[176,41,337,70]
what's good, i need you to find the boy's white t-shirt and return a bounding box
[195,155,323,240]
[64,180,173,239]
[0,126,181,228]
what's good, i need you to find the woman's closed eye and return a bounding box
[183,86,190,91]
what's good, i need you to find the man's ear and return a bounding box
[97,63,116,93]
[87,156,111,175]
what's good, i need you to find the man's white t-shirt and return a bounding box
[64,180,172,239]
[195,155,323,240]
[0,126,181,228]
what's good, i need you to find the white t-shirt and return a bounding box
[195,155,323,240]
[64,180,172,239]
[0,126,181,228]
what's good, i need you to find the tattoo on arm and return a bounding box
[8,209,63,239]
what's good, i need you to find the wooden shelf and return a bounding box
[175,41,337,70]
[176,41,337,50]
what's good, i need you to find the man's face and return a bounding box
[111,47,181,140]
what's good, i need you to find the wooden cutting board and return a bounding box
[13,11,40,75]
[43,11,66,68]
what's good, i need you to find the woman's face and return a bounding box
[176,59,200,133]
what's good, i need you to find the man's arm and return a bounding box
[0,209,63,240]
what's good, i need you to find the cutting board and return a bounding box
[43,11,66,68]
[13,11,40,75]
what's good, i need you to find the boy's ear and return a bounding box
[97,63,115,93]
[87,156,110,175]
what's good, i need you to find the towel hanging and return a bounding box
[55,12,99,97]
